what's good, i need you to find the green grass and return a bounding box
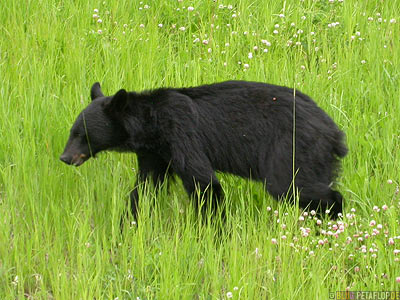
[1,0,400,299]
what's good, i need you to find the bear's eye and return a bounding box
[72,131,81,138]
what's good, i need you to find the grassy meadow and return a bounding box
[1,0,400,299]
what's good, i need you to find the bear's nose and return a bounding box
[60,154,72,165]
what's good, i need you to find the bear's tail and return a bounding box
[333,131,348,158]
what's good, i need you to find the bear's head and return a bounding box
[60,82,129,166]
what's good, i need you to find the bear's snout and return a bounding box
[59,154,72,165]
[60,153,88,166]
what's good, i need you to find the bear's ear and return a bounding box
[105,89,128,114]
[90,82,104,101]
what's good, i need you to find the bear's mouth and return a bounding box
[60,153,89,166]
[71,153,89,166]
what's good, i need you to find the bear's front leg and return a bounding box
[127,152,171,221]
[171,153,224,218]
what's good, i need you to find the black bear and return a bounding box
[60,81,347,219]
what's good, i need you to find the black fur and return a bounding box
[60,81,347,219]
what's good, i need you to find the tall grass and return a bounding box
[0,0,399,299]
